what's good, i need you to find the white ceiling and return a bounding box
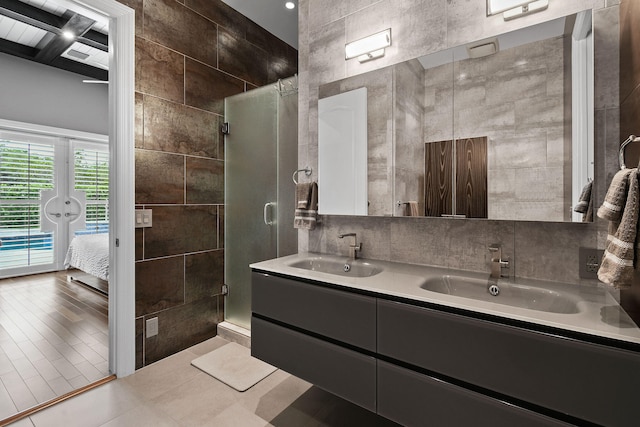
[221,0,298,49]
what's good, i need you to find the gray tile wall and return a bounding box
[299,0,617,285]
[394,60,425,216]
[425,36,569,221]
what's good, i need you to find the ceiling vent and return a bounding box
[66,49,90,60]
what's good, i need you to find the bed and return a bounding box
[64,233,109,293]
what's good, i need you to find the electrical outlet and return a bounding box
[146,317,158,338]
[579,247,604,279]
[585,254,600,273]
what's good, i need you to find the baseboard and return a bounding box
[217,321,251,348]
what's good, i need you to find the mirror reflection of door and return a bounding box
[0,0,111,421]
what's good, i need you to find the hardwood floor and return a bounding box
[0,271,109,420]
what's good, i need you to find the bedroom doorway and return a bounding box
[0,0,135,422]
[0,129,109,281]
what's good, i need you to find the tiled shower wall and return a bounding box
[117,0,297,368]
[298,0,619,286]
[619,0,640,318]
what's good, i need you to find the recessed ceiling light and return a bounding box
[285,2,295,10]
[62,30,76,40]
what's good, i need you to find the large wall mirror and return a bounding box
[318,10,594,222]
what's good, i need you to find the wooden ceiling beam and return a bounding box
[0,0,107,52]
[0,1,108,77]
[0,37,107,80]
[0,0,65,34]
[79,30,108,52]
[35,13,96,63]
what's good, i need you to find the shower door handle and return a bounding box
[263,202,276,226]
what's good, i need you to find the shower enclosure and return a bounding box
[224,76,298,330]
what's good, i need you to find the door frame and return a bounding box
[61,0,136,378]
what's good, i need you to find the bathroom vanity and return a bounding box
[251,253,640,427]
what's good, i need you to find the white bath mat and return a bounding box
[191,342,277,392]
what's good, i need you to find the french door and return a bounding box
[0,129,108,278]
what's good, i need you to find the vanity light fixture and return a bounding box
[345,29,391,63]
[487,0,548,20]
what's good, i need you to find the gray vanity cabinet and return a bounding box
[251,272,377,411]
[252,317,377,411]
[377,361,569,427]
[251,271,640,426]
[377,299,640,427]
[251,272,376,350]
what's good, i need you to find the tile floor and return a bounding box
[0,272,109,420]
[7,337,400,426]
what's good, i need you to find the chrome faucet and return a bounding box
[338,233,361,260]
[488,244,509,279]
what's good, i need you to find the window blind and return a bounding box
[0,140,55,269]
[73,146,109,235]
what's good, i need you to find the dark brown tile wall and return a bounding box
[620,0,640,140]
[620,0,640,325]
[122,0,297,368]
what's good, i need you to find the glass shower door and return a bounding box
[224,86,278,329]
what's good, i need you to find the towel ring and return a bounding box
[292,167,312,184]
[618,134,640,169]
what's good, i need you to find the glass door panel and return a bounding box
[71,141,109,237]
[0,133,57,276]
[225,86,278,329]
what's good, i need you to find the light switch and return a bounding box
[135,209,153,228]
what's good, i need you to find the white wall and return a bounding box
[0,52,108,135]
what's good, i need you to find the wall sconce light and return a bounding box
[487,0,548,20]
[345,29,391,63]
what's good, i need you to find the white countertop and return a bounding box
[251,253,640,347]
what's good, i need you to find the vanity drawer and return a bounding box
[377,299,640,427]
[252,272,376,351]
[251,316,376,412]
[377,361,570,427]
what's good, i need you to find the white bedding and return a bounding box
[64,234,109,281]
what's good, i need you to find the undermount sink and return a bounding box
[420,275,580,314]
[288,256,382,278]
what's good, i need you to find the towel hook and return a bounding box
[292,166,312,184]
